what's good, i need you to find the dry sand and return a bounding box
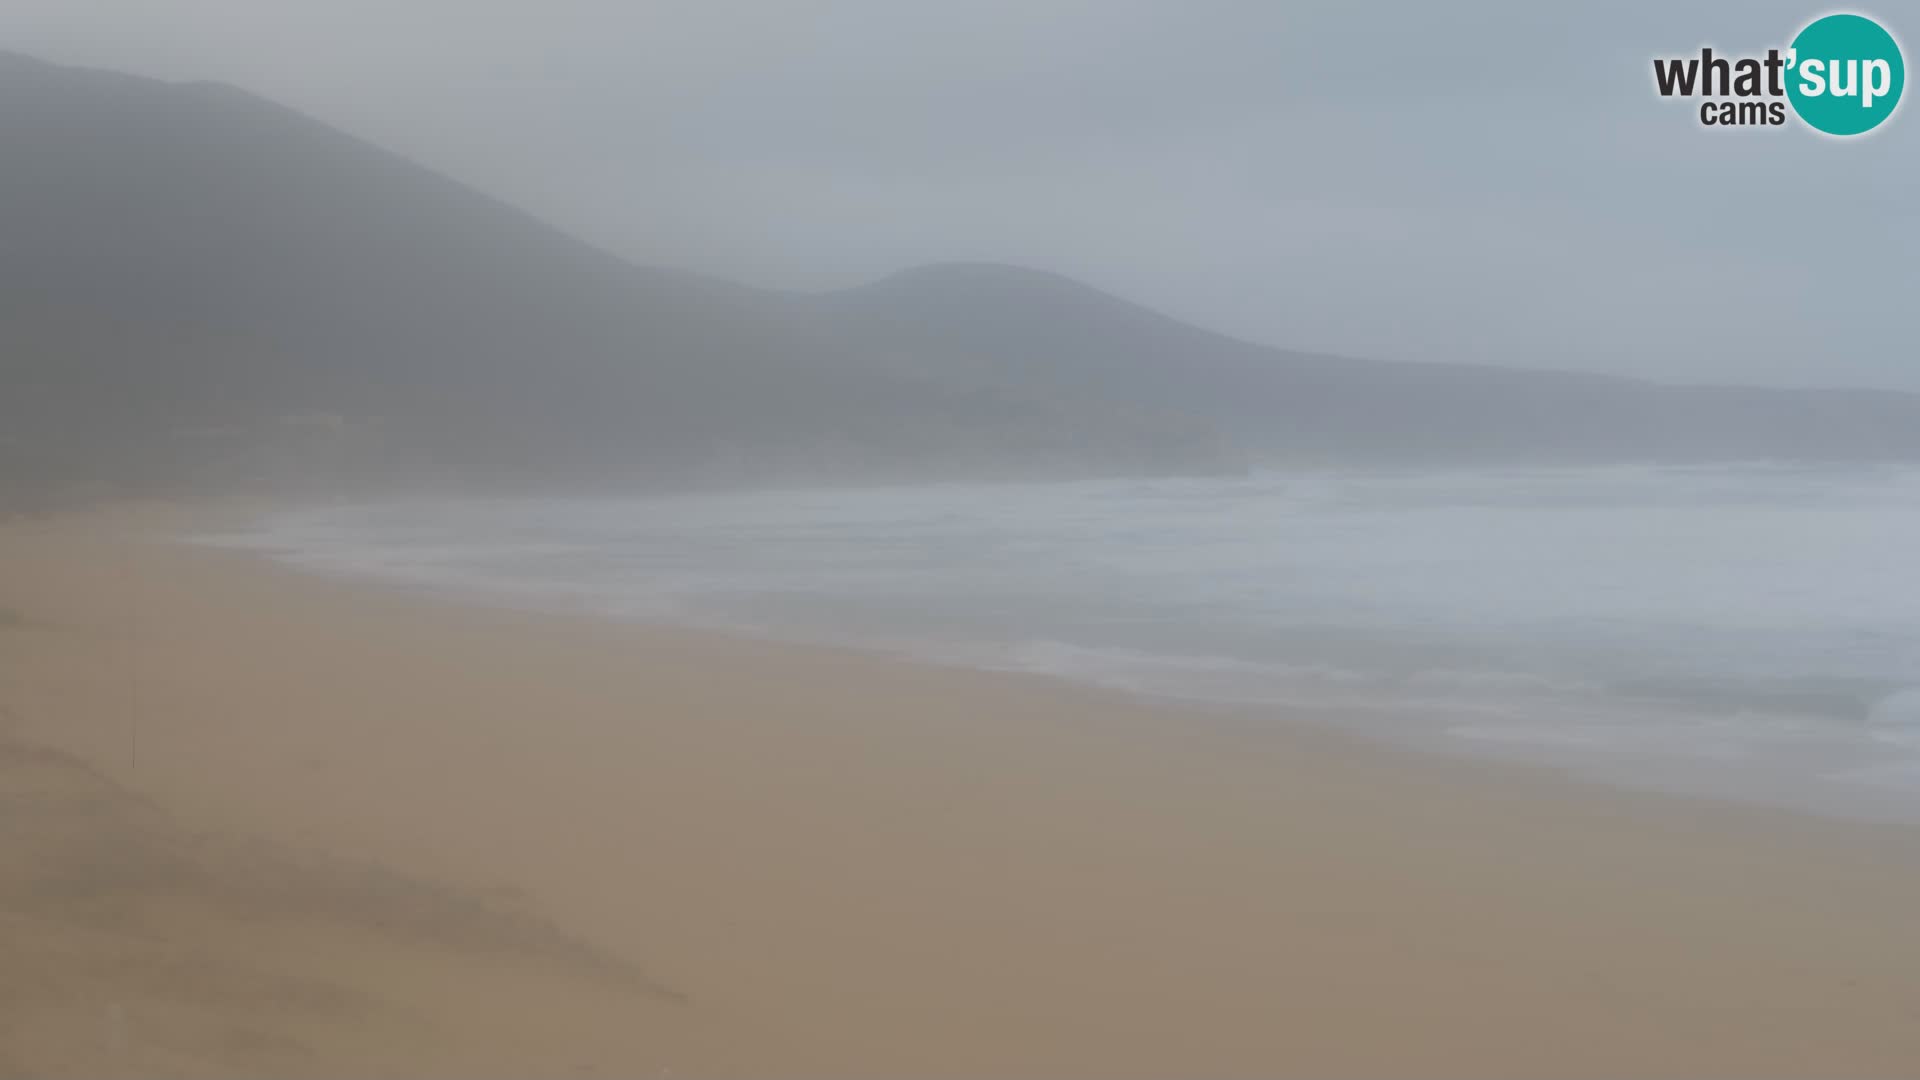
[3,506,1920,1077]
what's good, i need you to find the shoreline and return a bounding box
[5,506,1920,1076]
[205,501,1920,829]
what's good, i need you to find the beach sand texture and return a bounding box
[3,508,1920,1077]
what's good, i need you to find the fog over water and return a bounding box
[14,1,1920,821]
[210,463,1920,823]
[8,4,1920,1072]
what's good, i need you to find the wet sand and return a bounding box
[3,506,1920,1077]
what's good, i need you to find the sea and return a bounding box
[200,463,1920,823]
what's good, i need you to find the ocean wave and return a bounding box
[189,469,1920,822]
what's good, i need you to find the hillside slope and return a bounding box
[5,51,1920,504]
[826,262,1920,463]
[0,52,1216,499]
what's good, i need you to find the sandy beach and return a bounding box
[3,506,1920,1078]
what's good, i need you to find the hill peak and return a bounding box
[846,262,1122,304]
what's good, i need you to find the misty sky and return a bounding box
[10,1,1917,389]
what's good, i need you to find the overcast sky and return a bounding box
[10,1,1916,389]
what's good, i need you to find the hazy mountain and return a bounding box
[827,262,1920,464]
[5,51,1920,503]
[0,51,1219,499]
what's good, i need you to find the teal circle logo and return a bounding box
[1786,13,1905,135]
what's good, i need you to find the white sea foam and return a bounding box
[201,464,1920,823]
[1869,688,1920,731]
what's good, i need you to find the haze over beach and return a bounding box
[4,2,1920,1076]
